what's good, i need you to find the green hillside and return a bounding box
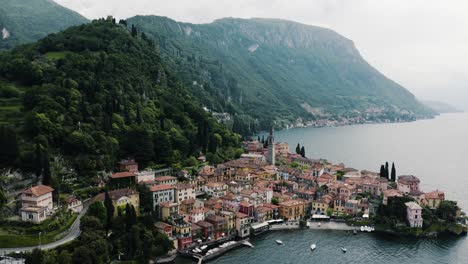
[0,18,242,174]
[128,16,434,134]
[0,0,88,49]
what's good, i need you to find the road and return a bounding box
[0,204,88,254]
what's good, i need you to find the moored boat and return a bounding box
[276,240,283,245]
[310,244,316,250]
[341,247,347,253]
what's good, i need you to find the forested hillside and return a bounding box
[0,0,88,49]
[0,18,242,177]
[128,16,434,134]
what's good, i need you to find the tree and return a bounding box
[261,135,265,144]
[0,125,19,166]
[57,250,72,264]
[296,143,301,154]
[42,151,51,186]
[385,162,389,179]
[72,246,93,264]
[257,136,260,141]
[131,24,138,37]
[34,142,42,178]
[137,184,153,213]
[0,188,6,212]
[26,248,43,264]
[300,146,305,158]
[380,165,386,178]
[271,197,279,205]
[125,204,137,231]
[87,201,107,225]
[104,190,114,234]
[436,200,458,222]
[391,162,396,182]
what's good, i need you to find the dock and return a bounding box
[191,239,253,263]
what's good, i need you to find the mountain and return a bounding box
[127,16,434,134]
[0,0,88,50]
[0,18,242,175]
[422,100,463,114]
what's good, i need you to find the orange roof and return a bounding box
[426,190,445,199]
[111,171,136,179]
[155,176,177,181]
[150,184,175,192]
[23,185,54,196]
[236,212,248,218]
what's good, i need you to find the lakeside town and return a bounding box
[1,128,467,263]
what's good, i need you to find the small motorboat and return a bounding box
[310,244,316,251]
[200,245,208,250]
[353,229,357,235]
[318,222,321,227]
[276,240,283,245]
[341,247,347,253]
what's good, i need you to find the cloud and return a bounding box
[56,0,468,109]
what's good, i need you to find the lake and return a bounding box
[175,113,468,264]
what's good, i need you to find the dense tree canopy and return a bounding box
[0,18,242,175]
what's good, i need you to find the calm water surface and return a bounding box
[176,113,468,264]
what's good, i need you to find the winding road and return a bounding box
[1,204,88,254]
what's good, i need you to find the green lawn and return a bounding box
[0,213,78,248]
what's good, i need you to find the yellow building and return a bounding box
[219,210,236,234]
[95,188,140,216]
[160,202,179,220]
[278,200,306,220]
[425,190,445,209]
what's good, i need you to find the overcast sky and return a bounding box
[56,0,468,110]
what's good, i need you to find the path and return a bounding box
[0,203,89,254]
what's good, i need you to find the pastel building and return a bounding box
[397,175,420,194]
[20,185,54,223]
[405,201,423,228]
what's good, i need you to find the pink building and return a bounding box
[397,175,420,194]
[405,202,423,228]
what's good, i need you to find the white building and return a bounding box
[150,184,176,209]
[204,182,228,198]
[66,196,83,213]
[155,175,178,186]
[20,185,54,223]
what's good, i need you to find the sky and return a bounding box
[55,0,468,110]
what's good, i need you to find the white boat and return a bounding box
[200,245,208,250]
[310,244,316,250]
[341,247,347,253]
[318,222,321,227]
[360,226,365,232]
[276,240,283,245]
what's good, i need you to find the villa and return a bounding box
[405,201,423,228]
[20,185,54,223]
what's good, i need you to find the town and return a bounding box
[2,128,466,263]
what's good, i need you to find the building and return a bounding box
[275,142,289,158]
[66,196,83,213]
[197,220,214,240]
[155,176,178,186]
[220,211,236,234]
[168,215,192,249]
[204,182,227,198]
[279,200,306,220]
[175,184,196,203]
[405,202,423,228]
[110,171,136,187]
[397,175,420,194]
[136,170,155,183]
[118,159,138,172]
[345,199,359,215]
[206,215,226,240]
[159,202,179,220]
[235,212,250,238]
[20,185,54,223]
[266,127,275,165]
[189,208,206,223]
[383,189,403,205]
[95,188,140,216]
[425,190,445,209]
[150,184,176,209]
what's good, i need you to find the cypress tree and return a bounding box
[42,151,51,186]
[300,146,305,158]
[257,136,260,142]
[104,191,115,234]
[261,135,265,144]
[34,142,42,178]
[380,165,385,178]
[391,163,396,182]
[131,24,138,37]
[296,143,301,154]
[385,162,389,179]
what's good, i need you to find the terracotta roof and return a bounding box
[111,171,136,179]
[95,188,138,201]
[196,220,213,228]
[279,200,305,207]
[405,201,422,210]
[426,190,445,200]
[383,189,403,197]
[155,221,172,229]
[118,159,137,165]
[175,183,193,189]
[398,175,420,184]
[23,185,54,196]
[150,184,175,192]
[155,176,177,181]
[236,212,248,218]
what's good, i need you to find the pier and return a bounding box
[191,239,253,263]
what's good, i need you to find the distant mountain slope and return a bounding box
[422,100,463,114]
[127,16,434,133]
[0,0,88,49]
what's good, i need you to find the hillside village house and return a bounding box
[66,196,83,213]
[279,200,306,220]
[425,190,445,209]
[110,171,136,187]
[155,176,178,186]
[397,175,420,194]
[235,212,250,238]
[151,184,176,209]
[95,188,140,216]
[204,182,228,198]
[175,184,196,203]
[383,189,403,205]
[405,201,423,228]
[20,185,54,223]
[118,159,138,172]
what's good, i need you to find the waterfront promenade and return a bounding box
[269,221,355,231]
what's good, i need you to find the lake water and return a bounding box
[175,113,468,264]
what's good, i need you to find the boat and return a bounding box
[341,247,347,253]
[200,245,208,250]
[276,240,283,245]
[310,244,316,250]
[360,226,365,232]
[353,229,357,235]
[318,222,321,227]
